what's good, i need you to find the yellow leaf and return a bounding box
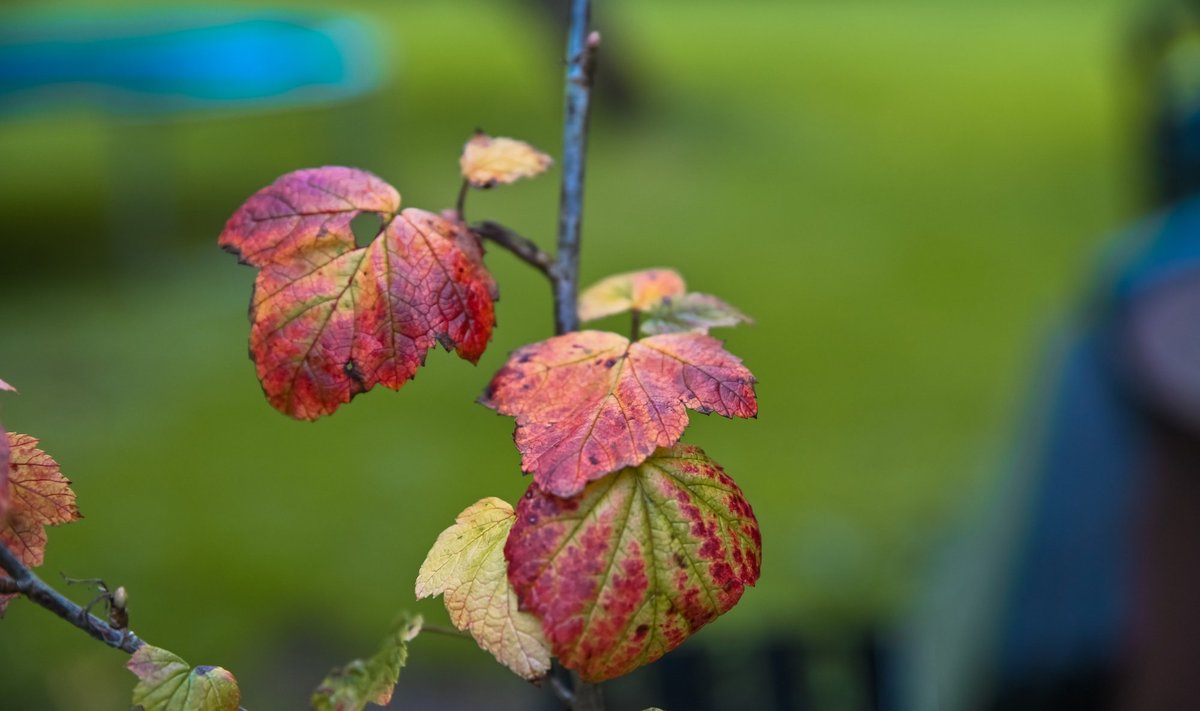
[578,269,687,322]
[416,497,551,680]
[460,133,553,188]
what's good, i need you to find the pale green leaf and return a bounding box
[642,292,752,336]
[416,497,551,680]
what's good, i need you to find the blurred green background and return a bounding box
[0,0,1149,708]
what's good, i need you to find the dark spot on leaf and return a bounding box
[588,455,600,465]
[518,353,533,364]
[603,358,616,368]
[634,624,649,640]
[195,665,216,675]
[674,552,687,569]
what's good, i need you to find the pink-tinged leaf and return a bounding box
[641,293,753,336]
[128,645,240,711]
[578,269,687,322]
[311,614,422,711]
[416,497,551,680]
[219,167,400,267]
[505,444,761,682]
[0,378,15,393]
[481,331,757,497]
[0,433,81,614]
[460,133,553,188]
[221,168,498,420]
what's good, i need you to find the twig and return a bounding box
[553,0,600,336]
[0,542,142,654]
[473,221,557,278]
[1,542,252,710]
[570,670,605,711]
[420,622,472,640]
[455,178,471,220]
[630,309,641,340]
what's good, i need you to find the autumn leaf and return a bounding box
[0,425,9,524]
[578,269,686,322]
[0,378,15,393]
[480,331,757,497]
[641,293,752,336]
[219,167,498,420]
[128,645,240,711]
[460,133,553,188]
[505,444,761,682]
[416,497,551,680]
[311,613,422,711]
[0,433,81,614]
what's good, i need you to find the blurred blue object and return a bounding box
[0,11,382,115]
[900,197,1200,711]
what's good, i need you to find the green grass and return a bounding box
[0,0,1140,707]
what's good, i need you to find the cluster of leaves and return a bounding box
[219,134,764,689]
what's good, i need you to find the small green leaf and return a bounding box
[642,293,752,336]
[311,613,423,711]
[127,645,240,711]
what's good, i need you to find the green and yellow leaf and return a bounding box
[128,645,240,711]
[416,497,551,680]
[311,613,422,711]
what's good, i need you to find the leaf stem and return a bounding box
[455,178,471,220]
[630,309,641,341]
[473,221,556,278]
[419,622,473,640]
[553,0,600,336]
[0,541,143,654]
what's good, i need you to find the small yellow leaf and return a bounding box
[578,269,687,322]
[416,497,551,680]
[460,133,553,188]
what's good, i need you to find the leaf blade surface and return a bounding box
[504,445,761,682]
[482,331,757,496]
[416,497,551,680]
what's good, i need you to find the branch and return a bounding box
[474,221,556,278]
[0,541,142,654]
[553,0,600,336]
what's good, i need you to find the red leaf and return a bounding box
[481,331,757,497]
[220,168,498,420]
[219,167,400,267]
[0,433,81,613]
[505,445,761,682]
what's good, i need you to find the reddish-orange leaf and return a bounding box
[460,133,553,188]
[481,331,757,497]
[0,433,81,613]
[220,168,498,420]
[578,269,687,322]
[505,444,761,682]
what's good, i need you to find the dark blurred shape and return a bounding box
[1132,0,1200,204]
[0,11,380,116]
[989,199,1200,711]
